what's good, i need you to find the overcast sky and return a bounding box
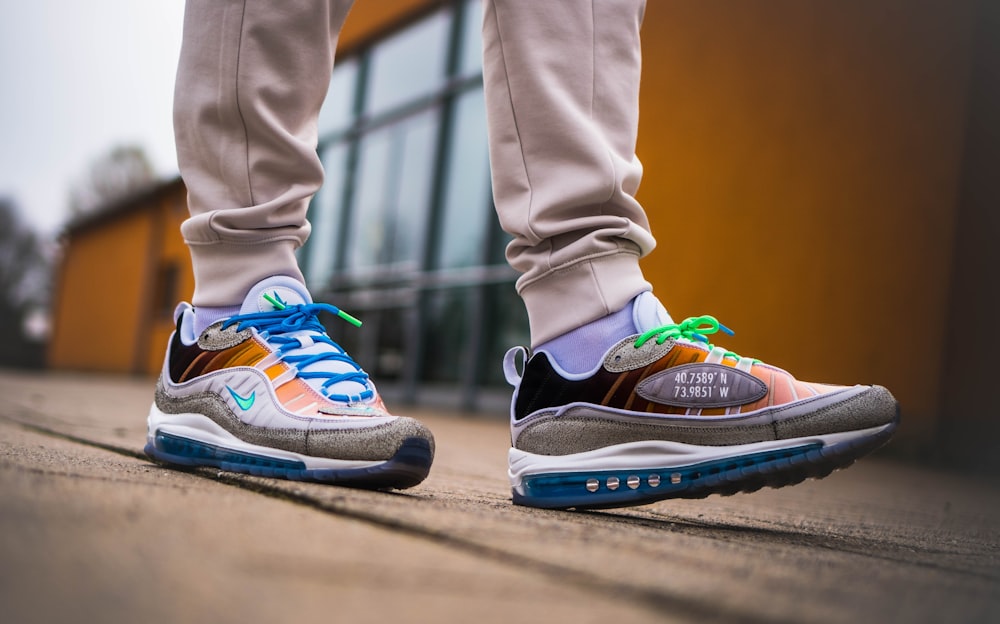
[0,1,185,235]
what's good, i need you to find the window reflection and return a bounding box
[348,110,438,273]
[436,89,490,269]
[392,111,437,268]
[347,129,391,270]
[305,143,348,289]
[458,0,483,77]
[318,59,358,137]
[366,10,450,116]
[306,1,528,401]
[422,287,472,383]
[481,283,529,386]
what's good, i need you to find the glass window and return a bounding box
[366,10,451,116]
[458,0,483,77]
[489,217,512,265]
[153,262,180,319]
[391,111,438,268]
[347,110,438,272]
[324,305,410,383]
[322,307,361,366]
[372,307,408,380]
[318,59,358,137]
[435,89,491,269]
[305,143,349,289]
[346,129,391,270]
[480,283,529,386]
[309,2,513,406]
[421,287,473,383]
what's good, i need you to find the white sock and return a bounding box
[192,304,241,337]
[536,292,672,375]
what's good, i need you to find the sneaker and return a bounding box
[146,276,434,489]
[504,294,898,509]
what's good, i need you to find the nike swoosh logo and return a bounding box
[226,386,256,411]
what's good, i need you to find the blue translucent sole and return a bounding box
[513,419,897,510]
[145,432,432,490]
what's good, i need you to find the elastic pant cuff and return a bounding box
[187,239,305,307]
[519,251,650,347]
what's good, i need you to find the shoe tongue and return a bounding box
[238,276,371,402]
[240,276,313,315]
[631,291,674,333]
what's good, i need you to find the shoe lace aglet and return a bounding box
[263,292,287,310]
[336,309,363,328]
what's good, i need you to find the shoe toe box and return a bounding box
[773,384,899,440]
[307,416,435,462]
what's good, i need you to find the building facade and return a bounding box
[303,0,525,409]
[49,178,191,377]
[48,0,999,470]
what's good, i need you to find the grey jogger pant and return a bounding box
[174,0,654,345]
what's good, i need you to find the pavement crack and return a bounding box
[0,415,779,622]
[7,409,996,622]
[595,509,1000,583]
[5,418,148,462]
[201,471,790,624]
[0,460,197,492]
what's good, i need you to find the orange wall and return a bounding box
[49,209,154,372]
[337,0,980,451]
[636,0,977,453]
[143,189,195,375]
[49,184,193,376]
[339,0,437,51]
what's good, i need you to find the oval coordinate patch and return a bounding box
[636,363,767,409]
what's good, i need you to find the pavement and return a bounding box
[0,369,998,624]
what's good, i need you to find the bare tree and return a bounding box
[0,197,50,368]
[68,144,156,216]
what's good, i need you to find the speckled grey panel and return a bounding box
[155,382,435,461]
[198,322,253,351]
[515,414,777,454]
[773,385,897,440]
[514,385,896,455]
[604,337,678,373]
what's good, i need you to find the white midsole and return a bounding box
[508,422,893,488]
[147,405,383,470]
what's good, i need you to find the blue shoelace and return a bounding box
[222,302,373,403]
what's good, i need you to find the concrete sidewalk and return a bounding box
[1,369,997,624]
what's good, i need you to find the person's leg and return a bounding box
[482,0,654,350]
[175,0,341,320]
[147,0,434,489]
[484,0,898,510]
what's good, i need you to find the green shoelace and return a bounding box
[634,315,752,362]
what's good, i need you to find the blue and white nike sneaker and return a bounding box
[146,276,434,489]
